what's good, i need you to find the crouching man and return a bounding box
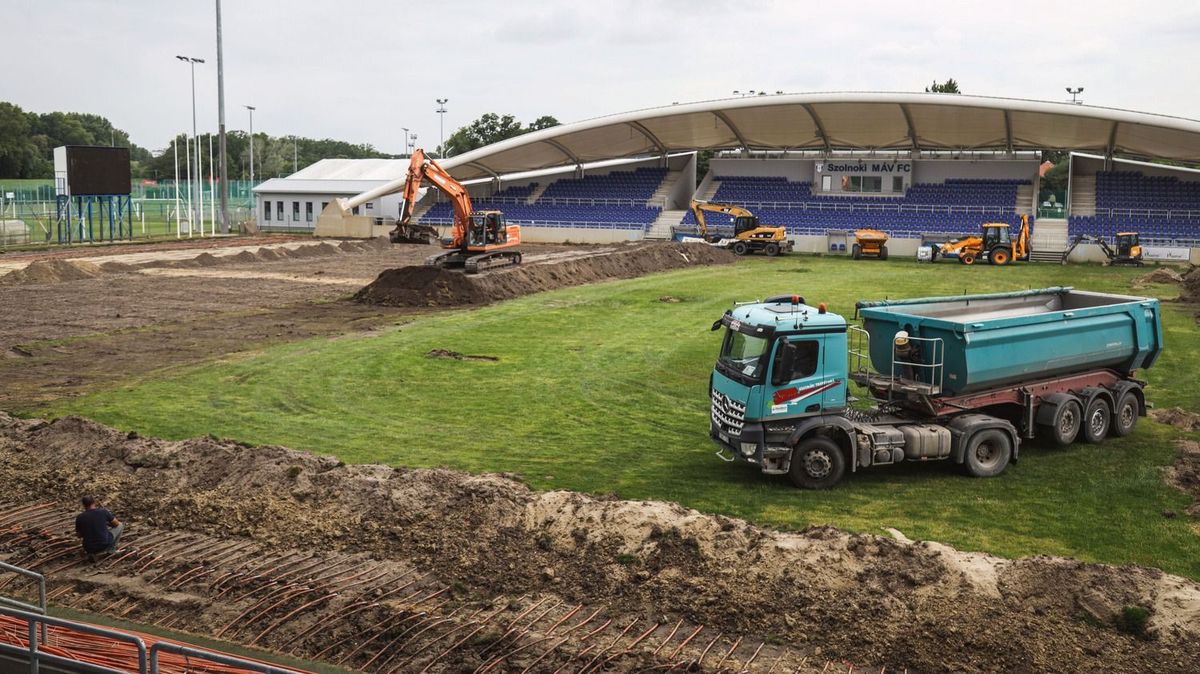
[75,495,124,561]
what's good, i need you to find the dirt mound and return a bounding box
[354,266,493,306]
[98,261,137,274]
[1180,266,1200,302]
[230,250,259,263]
[355,242,735,307]
[1153,407,1200,432]
[1,412,1198,673]
[0,259,102,285]
[1135,267,1185,287]
[255,247,282,261]
[1166,440,1200,516]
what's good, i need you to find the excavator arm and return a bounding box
[690,200,756,240]
[397,149,474,248]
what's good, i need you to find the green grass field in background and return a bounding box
[38,256,1200,579]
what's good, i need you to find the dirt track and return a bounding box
[1,413,1198,673]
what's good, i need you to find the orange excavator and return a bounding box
[395,149,522,273]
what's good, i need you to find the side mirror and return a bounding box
[773,341,797,387]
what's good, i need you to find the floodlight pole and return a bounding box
[244,105,255,185]
[401,127,410,157]
[215,0,230,233]
[176,54,205,234]
[1066,86,1084,105]
[436,98,448,157]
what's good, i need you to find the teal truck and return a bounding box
[709,287,1163,488]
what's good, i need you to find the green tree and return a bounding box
[925,78,961,94]
[442,113,560,157]
[0,102,37,177]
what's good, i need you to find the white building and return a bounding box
[251,159,411,232]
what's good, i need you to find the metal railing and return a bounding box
[0,605,305,674]
[729,200,1014,215]
[0,562,47,643]
[0,605,146,674]
[150,643,300,674]
[421,217,646,230]
[1091,206,1200,220]
[847,326,945,401]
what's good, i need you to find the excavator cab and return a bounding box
[732,215,760,236]
[981,224,1011,249]
[1116,232,1142,260]
[468,211,508,247]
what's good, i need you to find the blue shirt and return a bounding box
[75,508,115,554]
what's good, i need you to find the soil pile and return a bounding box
[1134,267,1185,287]
[0,259,102,285]
[1167,440,1200,516]
[355,242,735,308]
[1180,266,1200,302]
[1153,407,1200,432]
[1,412,1198,673]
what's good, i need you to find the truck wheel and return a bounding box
[960,253,976,265]
[764,242,781,257]
[788,437,846,489]
[963,429,1012,478]
[732,241,750,256]
[852,243,862,259]
[1082,397,1111,444]
[879,245,889,260]
[1110,391,1139,437]
[1042,398,1082,446]
[990,247,1011,266]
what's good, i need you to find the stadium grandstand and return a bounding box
[296,92,1200,263]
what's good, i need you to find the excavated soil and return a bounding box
[1133,267,1185,287]
[1167,440,1200,516]
[0,258,104,285]
[1152,407,1200,432]
[2,413,1199,673]
[1180,266,1200,303]
[354,243,735,307]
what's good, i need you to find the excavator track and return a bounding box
[464,250,522,274]
[424,250,523,274]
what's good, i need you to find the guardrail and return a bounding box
[0,561,46,643]
[421,217,647,230]
[1091,207,1200,220]
[0,604,307,674]
[729,201,1015,215]
[0,605,146,674]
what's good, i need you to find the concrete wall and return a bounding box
[709,158,815,181]
[519,226,644,244]
[914,159,1040,183]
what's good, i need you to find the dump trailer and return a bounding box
[708,287,1162,488]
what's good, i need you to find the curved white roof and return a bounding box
[345,92,1200,207]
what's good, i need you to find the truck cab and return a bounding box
[710,296,849,474]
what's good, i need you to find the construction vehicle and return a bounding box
[395,149,521,273]
[852,229,889,260]
[936,214,1031,265]
[687,200,793,256]
[708,287,1161,488]
[1061,232,1144,266]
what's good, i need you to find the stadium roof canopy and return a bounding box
[437,92,1200,181]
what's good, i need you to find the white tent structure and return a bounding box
[342,91,1200,210]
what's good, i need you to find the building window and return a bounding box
[276,201,283,221]
[263,200,271,221]
[352,205,360,215]
[821,175,832,192]
[845,176,883,193]
[892,176,904,193]
[321,201,328,211]
[365,202,374,210]
[306,202,313,222]
[292,201,300,221]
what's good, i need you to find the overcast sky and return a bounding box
[7,0,1200,155]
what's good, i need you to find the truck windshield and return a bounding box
[718,329,769,382]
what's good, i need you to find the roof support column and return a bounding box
[800,104,832,156]
[712,110,750,156]
[1105,122,1120,170]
